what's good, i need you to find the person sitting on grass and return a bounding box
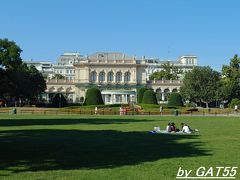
[182,123,199,133]
[166,123,171,132]
[170,122,177,132]
[182,124,191,134]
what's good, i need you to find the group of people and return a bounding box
[166,122,194,133]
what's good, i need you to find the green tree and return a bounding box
[84,87,104,105]
[149,62,182,80]
[28,65,46,98]
[142,89,158,104]
[52,74,65,79]
[221,54,240,101]
[180,66,220,108]
[0,39,46,103]
[168,93,183,107]
[51,93,68,108]
[137,87,148,104]
[0,38,22,69]
[228,98,240,108]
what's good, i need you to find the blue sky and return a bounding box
[1,0,240,70]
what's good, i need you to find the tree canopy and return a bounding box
[180,66,220,108]
[220,54,240,101]
[0,39,46,104]
[149,62,182,80]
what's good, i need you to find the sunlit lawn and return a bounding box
[0,114,239,179]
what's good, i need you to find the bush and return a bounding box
[142,89,158,104]
[137,87,148,104]
[168,93,183,107]
[84,87,104,106]
[229,98,240,108]
[187,108,198,112]
[51,93,68,108]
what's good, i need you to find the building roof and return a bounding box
[88,52,134,61]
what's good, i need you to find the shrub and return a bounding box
[142,89,158,104]
[84,87,104,105]
[168,93,183,107]
[137,87,148,104]
[229,98,240,108]
[51,93,68,108]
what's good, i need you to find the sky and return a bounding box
[1,0,240,70]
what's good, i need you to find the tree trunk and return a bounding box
[206,102,209,108]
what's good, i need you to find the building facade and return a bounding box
[26,52,197,104]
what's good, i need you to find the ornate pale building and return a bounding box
[73,52,147,104]
[27,52,197,104]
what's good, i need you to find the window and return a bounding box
[107,71,114,82]
[124,72,131,82]
[70,70,72,74]
[66,70,69,74]
[99,71,105,82]
[115,95,122,103]
[90,71,97,82]
[116,72,122,83]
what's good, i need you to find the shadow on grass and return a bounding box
[0,118,155,126]
[0,129,211,173]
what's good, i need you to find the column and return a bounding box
[162,92,165,101]
[96,71,99,83]
[122,94,125,104]
[122,72,125,83]
[113,71,116,83]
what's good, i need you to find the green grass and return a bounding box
[0,114,239,179]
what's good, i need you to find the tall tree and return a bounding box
[0,39,46,103]
[180,66,220,108]
[0,38,22,69]
[149,62,182,80]
[221,54,240,100]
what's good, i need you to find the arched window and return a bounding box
[156,88,162,101]
[107,71,114,82]
[172,88,178,93]
[90,71,97,82]
[99,71,105,82]
[116,71,122,83]
[164,88,170,101]
[124,72,131,82]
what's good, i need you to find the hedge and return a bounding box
[168,93,183,107]
[137,87,148,104]
[84,87,104,105]
[142,89,158,104]
[51,93,68,108]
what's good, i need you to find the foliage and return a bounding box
[149,62,182,80]
[221,54,240,101]
[137,87,148,104]
[228,98,240,108]
[0,38,22,69]
[52,74,65,79]
[168,93,183,107]
[84,87,104,105]
[0,39,46,102]
[142,89,158,104]
[51,93,68,108]
[180,66,220,108]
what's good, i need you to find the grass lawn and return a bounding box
[0,114,239,179]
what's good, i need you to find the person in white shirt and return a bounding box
[182,124,191,134]
[166,123,171,132]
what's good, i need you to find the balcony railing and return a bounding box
[148,80,183,84]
